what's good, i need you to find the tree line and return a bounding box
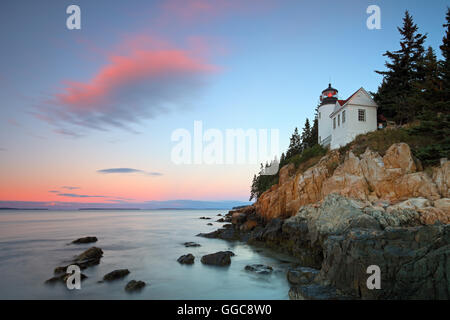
[374,9,450,124]
[374,9,450,165]
[249,114,321,201]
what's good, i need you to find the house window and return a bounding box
[358,109,366,122]
[342,110,346,123]
[319,136,321,142]
[319,112,321,119]
[333,117,336,129]
[338,114,340,126]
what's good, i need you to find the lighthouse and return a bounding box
[317,83,338,147]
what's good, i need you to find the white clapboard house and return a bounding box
[317,84,378,149]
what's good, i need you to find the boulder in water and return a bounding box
[103,269,130,281]
[177,254,195,264]
[201,251,235,266]
[125,280,146,292]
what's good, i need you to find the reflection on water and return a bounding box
[0,210,293,299]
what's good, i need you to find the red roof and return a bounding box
[339,89,360,106]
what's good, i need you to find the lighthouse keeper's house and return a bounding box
[317,84,378,150]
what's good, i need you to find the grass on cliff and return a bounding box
[288,144,328,171]
[338,113,450,167]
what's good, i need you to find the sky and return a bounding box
[0,0,448,208]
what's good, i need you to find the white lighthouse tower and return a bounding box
[318,83,338,147]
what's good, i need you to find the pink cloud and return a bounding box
[57,49,217,110]
[39,36,220,131]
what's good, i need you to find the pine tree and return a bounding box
[414,47,441,113]
[440,7,450,103]
[279,152,286,168]
[286,127,301,158]
[310,106,319,146]
[300,118,312,150]
[374,10,427,123]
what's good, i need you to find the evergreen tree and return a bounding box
[414,47,441,113]
[300,118,312,150]
[440,7,450,103]
[310,106,319,146]
[279,152,286,168]
[408,111,450,166]
[286,127,301,158]
[374,10,427,123]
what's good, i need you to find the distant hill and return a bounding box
[0,200,252,211]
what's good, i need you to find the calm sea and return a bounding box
[0,209,293,299]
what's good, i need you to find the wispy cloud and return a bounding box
[0,147,5,151]
[53,128,83,138]
[61,186,80,190]
[97,168,162,176]
[54,192,135,202]
[57,193,106,198]
[36,36,219,133]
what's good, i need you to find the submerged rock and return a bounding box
[197,226,240,241]
[244,264,273,274]
[287,267,319,285]
[125,280,146,292]
[183,242,201,247]
[199,217,211,220]
[103,269,130,281]
[201,251,235,266]
[177,254,195,264]
[75,247,104,268]
[52,247,103,275]
[72,236,98,244]
[207,223,213,226]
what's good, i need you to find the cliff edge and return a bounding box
[256,142,449,224]
[199,142,450,299]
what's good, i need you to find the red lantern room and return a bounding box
[320,83,338,106]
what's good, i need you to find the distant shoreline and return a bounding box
[0,208,49,211]
[0,207,232,211]
[78,208,141,211]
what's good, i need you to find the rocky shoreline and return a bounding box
[45,239,146,293]
[198,194,450,300]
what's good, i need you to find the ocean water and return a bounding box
[0,209,294,299]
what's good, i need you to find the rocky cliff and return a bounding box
[256,143,449,224]
[199,142,450,299]
[200,194,450,299]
